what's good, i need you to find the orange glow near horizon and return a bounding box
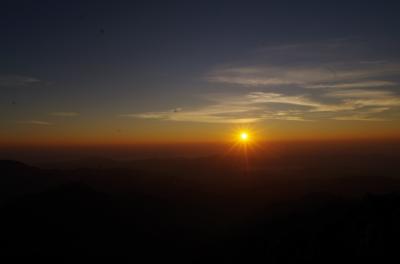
[1,119,400,148]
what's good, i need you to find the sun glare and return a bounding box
[225,126,262,165]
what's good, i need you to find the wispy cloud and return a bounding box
[331,106,391,121]
[128,88,400,123]
[246,92,321,108]
[128,40,400,123]
[121,92,327,123]
[50,112,80,117]
[246,92,357,112]
[332,115,387,121]
[0,75,40,86]
[16,120,52,125]
[325,89,400,109]
[208,39,400,91]
[121,103,262,124]
[208,64,400,89]
[324,89,395,98]
[306,80,396,89]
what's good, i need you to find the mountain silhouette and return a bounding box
[1,158,400,260]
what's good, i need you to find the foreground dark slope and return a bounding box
[1,150,400,260]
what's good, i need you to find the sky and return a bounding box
[1,0,400,145]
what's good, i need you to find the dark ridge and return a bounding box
[0,160,34,170]
[0,160,60,204]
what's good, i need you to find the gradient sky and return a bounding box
[1,0,400,145]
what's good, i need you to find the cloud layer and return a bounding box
[126,40,400,123]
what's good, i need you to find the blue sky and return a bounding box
[1,1,400,142]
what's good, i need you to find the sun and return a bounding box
[239,131,249,142]
[224,126,262,161]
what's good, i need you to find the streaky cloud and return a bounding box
[130,40,400,124]
[0,75,40,86]
[208,64,400,88]
[306,80,397,89]
[332,115,388,121]
[16,120,52,125]
[50,112,80,117]
[127,88,400,124]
